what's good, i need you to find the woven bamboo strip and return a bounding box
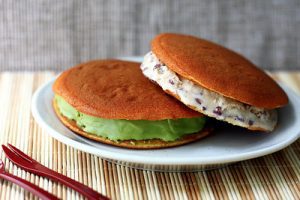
[278,150,300,198]
[229,166,255,200]
[190,173,202,199]
[265,155,295,199]
[221,168,241,200]
[198,171,215,200]
[242,160,268,199]
[156,172,167,200]
[182,173,198,199]
[257,157,285,199]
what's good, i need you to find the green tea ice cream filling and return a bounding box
[55,95,206,141]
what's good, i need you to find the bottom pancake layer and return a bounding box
[53,99,211,149]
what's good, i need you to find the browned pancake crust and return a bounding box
[53,60,202,120]
[152,33,288,109]
[53,100,211,149]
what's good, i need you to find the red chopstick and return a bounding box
[2,144,109,200]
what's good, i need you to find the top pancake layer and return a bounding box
[53,60,202,120]
[152,33,288,109]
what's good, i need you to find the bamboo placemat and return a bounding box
[0,71,299,200]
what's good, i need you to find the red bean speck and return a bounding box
[195,98,202,105]
[213,106,222,115]
[248,120,254,126]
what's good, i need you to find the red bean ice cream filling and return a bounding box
[141,52,278,131]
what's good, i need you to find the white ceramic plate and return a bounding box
[32,59,300,171]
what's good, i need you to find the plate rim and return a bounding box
[32,77,300,166]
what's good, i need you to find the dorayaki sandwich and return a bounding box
[53,60,211,149]
[141,33,288,132]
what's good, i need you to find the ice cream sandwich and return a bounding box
[141,33,288,131]
[53,60,211,149]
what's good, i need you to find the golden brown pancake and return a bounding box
[53,60,202,119]
[151,33,288,109]
[53,60,210,149]
[53,99,211,149]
